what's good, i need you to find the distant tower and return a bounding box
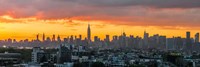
[87,23,91,41]
[144,30,149,49]
[79,35,82,40]
[57,35,61,42]
[186,31,190,39]
[105,35,110,42]
[43,33,45,41]
[186,31,192,50]
[195,32,199,43]
[52,34,56,41]
[36,34,39,41]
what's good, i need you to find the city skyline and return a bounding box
[1,24,199,42]
[0,22,200,41]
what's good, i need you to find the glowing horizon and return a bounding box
[0,15,199,41]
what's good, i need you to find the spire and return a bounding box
[36,33,39,40]
[43,33,45,41]
[88,23,90,28]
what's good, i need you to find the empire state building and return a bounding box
[87,24,91,41]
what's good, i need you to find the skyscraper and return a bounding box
[79,35,82,40]
[143,31,149,48]
[57,35,61,42]
[105,35,110,42]
[52,34,56,41]
[186,31,190,39]
[195,32,199,43]
[87,24,91,41]
[36,34,39,41]
[186,31,192,50]
[94,36,100,42]
[43,33,45,41]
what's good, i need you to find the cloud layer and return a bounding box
[0,0,200,27]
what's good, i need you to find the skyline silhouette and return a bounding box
[0,24,199,43]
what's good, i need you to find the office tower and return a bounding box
[13,39,17,43]
[128,35,134,48]
[121,32,127,48]
[143,31,149,48]
[149,34,159,49]
[52,34,56,41]
[69,35,73,44]
[105,35,110,42]
[63,38,68,43]
[94,36,100,42]
[186,32,190,39]
[46,37,51,42]
[57,35,61,42]
[43,33,45,41]
[195,32,199,43]
[87,24,91,41]
[158,36,166,49]
[112,35,119,48]
[75,36,77,40]
[24,39,29,43]
[105,35,110,46]
[166,38,175,50]
[7,38,12,43]
[186,31,192,50]
[113,36,118,41]
[174,37,184,50]
[36,34,39,41]
[79,35,82,40]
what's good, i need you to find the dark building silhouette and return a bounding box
[43,33,45,41]
[143,31,149,49]
[36,34,39,41]
[186,31,192,51]
[57,35,61,42]
[52,34,56,41]
[87,24,91,41]
[195,32,199,43]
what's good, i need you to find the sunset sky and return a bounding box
[0,0,200,41]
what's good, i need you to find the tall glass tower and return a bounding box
[87,24,91,41]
